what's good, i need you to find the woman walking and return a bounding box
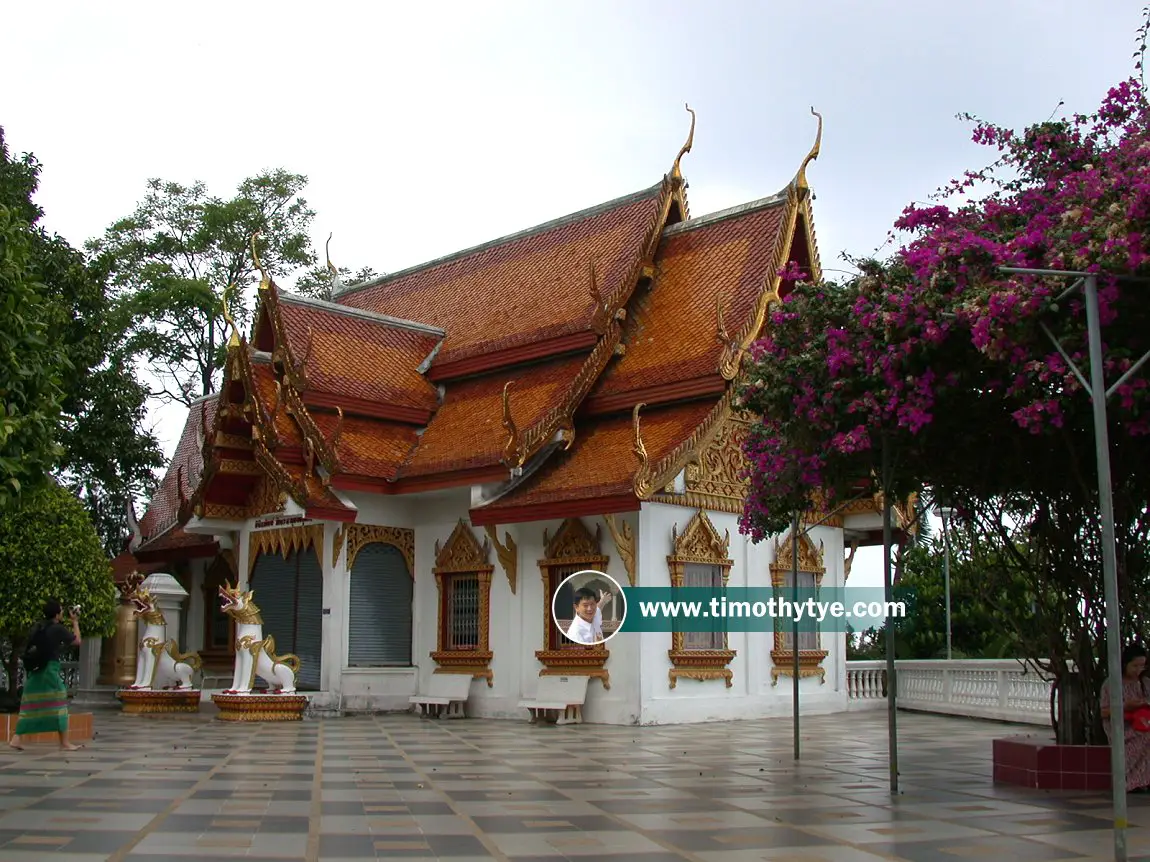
[8,601,83,751]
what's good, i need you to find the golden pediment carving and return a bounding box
[671,510,731,564]
[682,414,751,505]
[434,519,491,573]
[770,528,825,576]
[542,517,602,562]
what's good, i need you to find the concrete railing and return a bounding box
[846,659,1053,725]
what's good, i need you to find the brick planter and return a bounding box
[993,734,1111,790]
[0,711,93,744]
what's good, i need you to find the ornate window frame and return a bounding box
[430,519,494,686]
[666,510,736,689]
[534,517,610,689]
[769,528,828,685]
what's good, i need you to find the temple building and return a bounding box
[123,113,909,724]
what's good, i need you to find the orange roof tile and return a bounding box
[591,195,790,400]
[139,395,218,543]
[474,399,714,515]
[335,184,667,367]
[310,411,419,482]
[276,292,442,413]
[399,355,588,477]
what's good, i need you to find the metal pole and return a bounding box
[941,509,953,661]
[882,436,898,794]
[1085,274,1127,862]
[792,510,801,761]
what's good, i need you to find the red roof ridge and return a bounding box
[332,182,666,303]
[662,188,789,239]
[279,289,445,337]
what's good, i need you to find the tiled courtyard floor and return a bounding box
[0,707,1144,861]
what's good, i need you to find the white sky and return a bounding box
[2,0,1142,589]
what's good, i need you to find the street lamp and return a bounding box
[934,506,955,661]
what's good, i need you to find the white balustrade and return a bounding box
[845,659,1053,725]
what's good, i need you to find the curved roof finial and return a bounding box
[221,284,241,349]
[796,107,822,191]
[671,103,696,181]
[251,231,270,291]
[325,232,337,276]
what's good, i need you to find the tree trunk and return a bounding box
[1055,673,1088,745]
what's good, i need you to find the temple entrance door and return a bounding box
[250,547,324,690]
[201,557,237,669]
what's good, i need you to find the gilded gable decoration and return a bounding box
[483,525,519,594]
[666,510,736,689]
[541,517,603,565]
[332,523,348,567]
[768,526,828,685]
[346,524,415,576]
[502,381,523,470]
[432,519,494,685]
[435,520,491,572]
[670,103,695,182]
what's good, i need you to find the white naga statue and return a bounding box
[126,583,202,690]
[218,583,300,694]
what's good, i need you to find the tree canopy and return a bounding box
[88,171,318,406]
[0,481,117,696]
[0,128,163,552]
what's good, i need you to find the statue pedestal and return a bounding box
[211,692,309,722]
[117,688,201,714]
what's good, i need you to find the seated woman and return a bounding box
[1100,644,1150,792]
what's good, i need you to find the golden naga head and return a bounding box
[219,582,254,616]
[129,586,158,616]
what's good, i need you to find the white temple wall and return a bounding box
[635,502,849,725]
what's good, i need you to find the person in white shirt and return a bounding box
[566,587,607,644]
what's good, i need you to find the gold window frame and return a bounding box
[666,509,736,689]
[769,527,828,685]
[431,519,494,686]
[534,517,610,689]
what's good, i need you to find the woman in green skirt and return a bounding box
[9,600,83,751]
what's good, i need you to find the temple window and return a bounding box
[345,525,415,668]
[666,510,736,689]
[430,520,494,685]
[769,527,829,685]
[534,518,611,687]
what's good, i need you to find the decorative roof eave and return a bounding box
[250,260,346,483]
[502,172,681,470]
[632,388,736,500]
[715,108,822,381]
[469,492,640,528]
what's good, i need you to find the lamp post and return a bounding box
[935,506,955,661]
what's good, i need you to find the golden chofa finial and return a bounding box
[631,401,649,473]
[325,232,337,276]
[221,284,241,349]
[251,231,270,291]
[502,381,523,468]
[671,103,696,181]
[796,107,823,191]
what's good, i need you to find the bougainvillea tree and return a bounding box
[738,69,1150,742]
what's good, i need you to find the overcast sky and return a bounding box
[3,1,1143,590]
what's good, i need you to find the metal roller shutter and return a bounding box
[348,543,412,666]
[250,551,296,688]
[249,547,325,691]
[295,548,323,690]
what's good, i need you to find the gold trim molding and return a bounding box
[247,523,324,576]
[769,526,828,684]
[432,520,494,685]
[536,518,610,680]
[347,524,415,575]
[602,514,636,587]
[484,525,518,594]
[667,510,736,689]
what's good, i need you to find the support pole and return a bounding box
[1085,274,1127,862]
[941,509,953,661]
[882,436,898,794]
[792,510,801,760]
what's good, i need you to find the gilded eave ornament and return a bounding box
[671,103,695,181]
[221,286,242,349]
[252,231,271,292]
[796,107,822,192]
[502,381,524,469]
[631,402,651,497]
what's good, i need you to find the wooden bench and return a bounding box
[519,674,589,725]
[409,673,473,719]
